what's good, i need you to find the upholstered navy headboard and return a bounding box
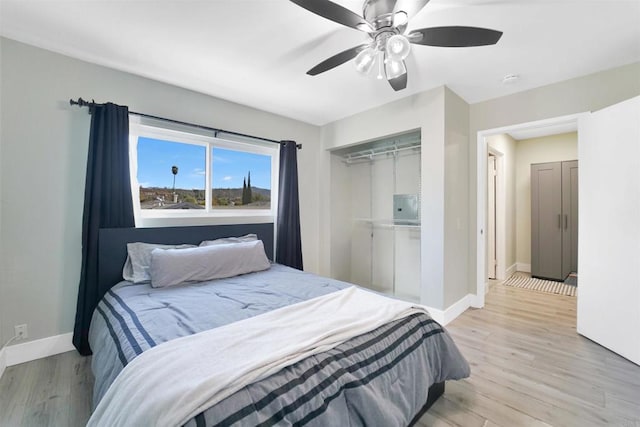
[97,223,274,304]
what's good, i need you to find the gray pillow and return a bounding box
[199,233,257,247]
[149,240,271,288]
[123,242,196,283]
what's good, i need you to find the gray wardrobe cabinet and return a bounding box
[531,160,578,281]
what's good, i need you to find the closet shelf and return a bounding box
[354,218,421,229]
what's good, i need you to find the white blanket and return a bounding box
[88,286,428,427]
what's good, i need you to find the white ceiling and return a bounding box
[1,0,639,126]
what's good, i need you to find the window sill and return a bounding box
[135,214,274,228]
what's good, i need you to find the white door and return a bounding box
[487,155,497,280]
[577,96,640,365]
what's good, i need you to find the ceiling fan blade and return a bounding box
[408,26,503,47]
[290,0,372,32]
[307,45,367,76]
[388,72,408,91]
[394,0,430,19]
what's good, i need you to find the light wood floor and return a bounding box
[0,349,93,426]
[1,283,638,426]
[420,284,640,427]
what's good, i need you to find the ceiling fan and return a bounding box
[290,0,503,91]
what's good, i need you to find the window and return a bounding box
[211,147,272,210]
[137,137,206,209]
[129,118,278,224]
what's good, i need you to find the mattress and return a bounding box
[88,264,470,426]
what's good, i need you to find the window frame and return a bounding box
[129,118,279,226]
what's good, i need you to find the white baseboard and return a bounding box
[506,263,517,277]
[516,263,531,273]
[443,294,474,324]
[424,294,474,326]
[4,332,74,368]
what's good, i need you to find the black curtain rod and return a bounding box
[69,97,301,149]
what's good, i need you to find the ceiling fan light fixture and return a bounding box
[385,58,406,80]
[354,47,377,74]
[386,34,411,61]
[289,0,504,92]
[393,11,408,27]
[356,22,373,32]
[376,50,385,80]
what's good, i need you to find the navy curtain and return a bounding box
[276,140,303,270]
[73,103,135,355]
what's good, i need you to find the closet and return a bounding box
[330,131,421,302]
[531,160,578,280]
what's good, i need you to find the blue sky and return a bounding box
[137,137,271,189]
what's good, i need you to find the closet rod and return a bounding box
[69,97,301,149]
[343,144,420,164]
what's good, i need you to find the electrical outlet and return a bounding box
[15,324,28,340]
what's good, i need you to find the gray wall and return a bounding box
[328,153,351,282]
[444,88,470,307]
[487,133,517,276]
[0,37,322,345]
[468,62,640,296]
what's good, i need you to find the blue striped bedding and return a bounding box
[89,264,470,426]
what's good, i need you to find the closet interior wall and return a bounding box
[330,135,421,302]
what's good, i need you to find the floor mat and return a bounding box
[503,273,577,297]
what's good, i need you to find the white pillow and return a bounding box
[199,233,257,247]
[149,240,271,288]
[123,242,196,283]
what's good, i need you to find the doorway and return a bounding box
[475,113,584,307]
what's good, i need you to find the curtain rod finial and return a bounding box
[279,140,302,150]
[70,97,87,107]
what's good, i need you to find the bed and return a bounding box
[87,223,470,426]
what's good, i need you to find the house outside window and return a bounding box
[129,117,278,226]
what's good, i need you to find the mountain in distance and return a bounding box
[211,186,270,199]
[139,186,270,209]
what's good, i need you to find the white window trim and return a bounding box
[129,118,279,227]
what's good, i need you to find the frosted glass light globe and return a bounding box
[354,47,377,75]
[385,58,406,79]
[386,34,411,61]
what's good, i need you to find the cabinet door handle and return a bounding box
[564,214,568,230]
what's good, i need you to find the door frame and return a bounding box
[487,153,497,280]
[487,146,506,282]
[474,113,586,307]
